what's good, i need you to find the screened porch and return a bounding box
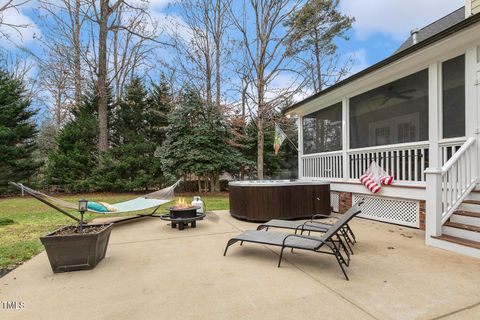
[298,54,469,187]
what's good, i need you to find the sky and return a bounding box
[338,0,466,72]
[0,0,468,112]
[2,0,467,71]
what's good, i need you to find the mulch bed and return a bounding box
[49,224,109,236]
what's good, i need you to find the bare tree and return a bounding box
[230,0,304,179]
[89,0,124,151]
[211,0,232,110]
[38,45,74,128]
[0,0,31,40]
[38,0,85,107]
[167,0,232,109]
[109,2,157,102]
[85,0,164,151]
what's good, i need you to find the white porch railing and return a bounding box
[301,139,466,184]
[425,137,477,237]
[347,142,429,182]
[302,151,343,179]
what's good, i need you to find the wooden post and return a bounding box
[297,116,303,179]
[428,62,440,168]
[342,98,349,181]
[425,62,442,241]
[425,168,443,239]
[465,46,479,183]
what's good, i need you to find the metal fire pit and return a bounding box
[160,206,205,230]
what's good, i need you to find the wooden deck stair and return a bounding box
[453,211,480,218]
[462,200,480,205]
[436,193,480,255]
[432,235,480,250]
[444,221,480,233]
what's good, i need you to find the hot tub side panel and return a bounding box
[229,184,330,222]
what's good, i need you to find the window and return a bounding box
[442,55,465,138]
[303,102,342,154]
[349,70,429,149]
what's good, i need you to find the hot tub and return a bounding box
[228,180,331,222]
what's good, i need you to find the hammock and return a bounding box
[10,180,181,214]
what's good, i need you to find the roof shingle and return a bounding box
[394,7,465,54]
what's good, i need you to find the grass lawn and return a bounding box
[0,193,229,270]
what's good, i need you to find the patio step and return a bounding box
[432,235,480,250]
[443,221,480,242]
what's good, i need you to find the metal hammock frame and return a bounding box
[9,180,181,225]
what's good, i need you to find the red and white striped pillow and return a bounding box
[380,175,394,185]
[360,174,381,193]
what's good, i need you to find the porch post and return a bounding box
[465,46,480,183]
[342,98,349,181]
[297,116,303,179]
[425,168,443,239]
[425,62,442,241]
[428,62,440,168]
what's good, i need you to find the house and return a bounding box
[285,1,480,258]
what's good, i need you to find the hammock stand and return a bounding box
[9,181,180,225]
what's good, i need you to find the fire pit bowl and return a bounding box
[160,206,205,230]
[166,206,199,219]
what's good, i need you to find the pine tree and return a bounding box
[285,0,354,92]
[46,90,100,192]
[0,69,41,193]
[146,81,173,187]
[160,89,240,191]
[147,81,172,143]
[93,77,164,191]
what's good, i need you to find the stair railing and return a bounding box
[425,137,477,237]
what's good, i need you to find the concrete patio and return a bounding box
[1,211,480,320]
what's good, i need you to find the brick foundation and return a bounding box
[338,192,352,214]
[419,200,426,230]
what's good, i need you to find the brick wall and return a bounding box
[338,192,352,214]
[419,200,425,230]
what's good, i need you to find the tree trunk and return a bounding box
[205,54,212,106]
[313,28,322,92]
[257,82,265,180]
[214,0,221,110]
[73,0,82,106]
[97,0,109,152]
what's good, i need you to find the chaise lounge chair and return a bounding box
[256,213,357,253]
[223,201,363,280]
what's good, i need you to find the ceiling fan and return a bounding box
[381,86,416,105]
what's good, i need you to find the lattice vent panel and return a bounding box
[352,194,419,228]
[331,192,339,212]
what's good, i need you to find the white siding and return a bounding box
[473,0,480,15]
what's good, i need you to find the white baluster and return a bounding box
[414,149,419,181]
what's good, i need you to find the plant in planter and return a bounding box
[40,199,113,273]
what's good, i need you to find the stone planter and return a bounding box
[40,223,113,273]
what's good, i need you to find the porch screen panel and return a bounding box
[349,69,429,149]
[442,54,465,139]
[303,102,342,154]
